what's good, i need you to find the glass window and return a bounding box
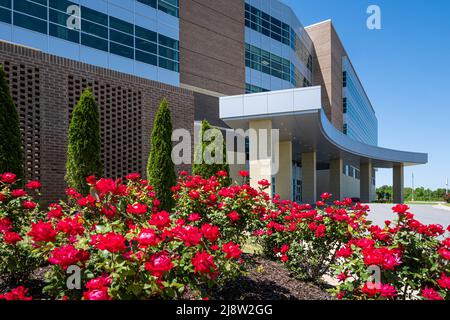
[135,38,157,54]
[49,8,69,26]
[13,11,47,34]
[0,6,11,23]
[137,0,157,9]
[110,29,134,47]
[82,19,108,39]
[14,0,47,20]
[81,6,108,26]
[110,41,134,59]
[159,57,178,72]
[135,25,157,42]
[158,34,178,50]
[81,33,108,52]
[0,0,11,8]
[159,45,178,61]
[109,16,133,35]
[158,0,178,17]
[135,49,157,66]
[343,71,347,87]
[49,0,74,12]
[49,23,79,43]
[343,98,347,113]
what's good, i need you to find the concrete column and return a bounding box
[393,164,404,204]
[301,152,316,204]
[276,141,293,201]
[249,119,273,196]
[329,159,344,201]
[360,161,373,203]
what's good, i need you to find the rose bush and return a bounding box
[27,171,273,300]
[254,192,370,281]
[329,204,449,300]
[0,173,42,283]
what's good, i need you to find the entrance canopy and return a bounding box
[219,86,427,169]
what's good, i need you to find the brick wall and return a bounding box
[179,0,245,96]
[0,41,195,203]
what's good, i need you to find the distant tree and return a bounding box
[193,119,231,186]
[0,64,23,182]
[65,89,102,195]
[147,97,176,211]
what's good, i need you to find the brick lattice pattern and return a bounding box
[0,41,194,203]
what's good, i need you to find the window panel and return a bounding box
[49,8,69,26]
[0,6,10,23]
[49,23,79,43]
[49,0,74,12]
[135,38,157,54]
[110,41,134,59]
[135,25,157,42]
[159,57,178,72]
[14,0,47,20]
[137,0,157,9]
[81,32,108,51]
[0,0,11,8]
[158,45,178,61]
[110,29,133,47]
[13,11,47,33]
[158,33,178,50]
[81,6,108,26]
[158,0,178,18]
[135,49,157,66]
[109,16,133,35]
[82,19,108,39]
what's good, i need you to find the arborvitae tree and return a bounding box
[65,88,102,194]
[193,119,231,186]
[147,97,176,211]
[0,64,24,182]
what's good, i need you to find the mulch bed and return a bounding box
[2,258,332,300]
[208,257,333,300]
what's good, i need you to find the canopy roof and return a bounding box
[219,87,427,168]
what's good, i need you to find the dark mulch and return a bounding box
[208,257,333,300]
[0,267,50,299]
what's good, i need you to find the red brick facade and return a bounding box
[0,41,195,203]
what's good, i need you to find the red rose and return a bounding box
[149,211,171,229]
[438,247,450,260]
[86,175,96,186]
[11,189,27,198]
[201,224,220,242]
[421,287,443,300]
[127,203,147,215]
[25,180,41,190]
[47,204,64,220]
[239,171,249,177]
[145,251,174,278]
[91,232,127,253]
[380,284,397,298]
[28,221,57,243]
[437,273,450,290]
[179,226,202,247]
[188,213,201,222]
[222,241,242,259]
[126,173,141,181]
[192,251,216,275]
[315,224,326,238]
[22,200,37,210]
[101,205,117,219]
[320,192,331,200]
[136,228,160,248]
[0,193,6,202]
[0,217,13,233]
[1,173,17,184]
[3,232,22,245]
[95,178,118,197]
[258,179,270,188]
[83,288,111,300]
[0,286,32,300]
[216,171,228,177]
[56,216,84,236]
[189,190,200,199]
[336,245,352,258]
[228,211,240,222]
[361,283,380,297]
[48,245,89,269]
[392,204,409,215]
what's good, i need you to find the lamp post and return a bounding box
[446,177,448,196]
[411,172,415,202]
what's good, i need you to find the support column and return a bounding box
[249,120,273,197]
[301,152,316,204]
[393,164,404,204]
[360,161,372,203]
[276,141,293,201]
[329,159,344,201]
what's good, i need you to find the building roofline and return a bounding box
[304,19,332,29]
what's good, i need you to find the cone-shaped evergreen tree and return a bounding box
[0,64,23,182]
[193,119,231,185]
[147,97,176,211]
[65,88,102,194]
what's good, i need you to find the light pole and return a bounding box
[411,172,415,202]
[446,177,448,196]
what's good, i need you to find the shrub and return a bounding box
[147,98,176,211]
[0,173,42,283]
[329,204,449,300]
[256,193,369,281]
[0,65,24,183]
[444,193,450,203]
[65,89,102,195]
[193,120,231,186]
[30,173,256,300]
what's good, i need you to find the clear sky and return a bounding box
[281,0,450,190]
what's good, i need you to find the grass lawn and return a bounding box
[405,201,440,205]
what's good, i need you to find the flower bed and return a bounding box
[1,172,449,300]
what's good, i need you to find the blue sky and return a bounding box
[282,0,450,190]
